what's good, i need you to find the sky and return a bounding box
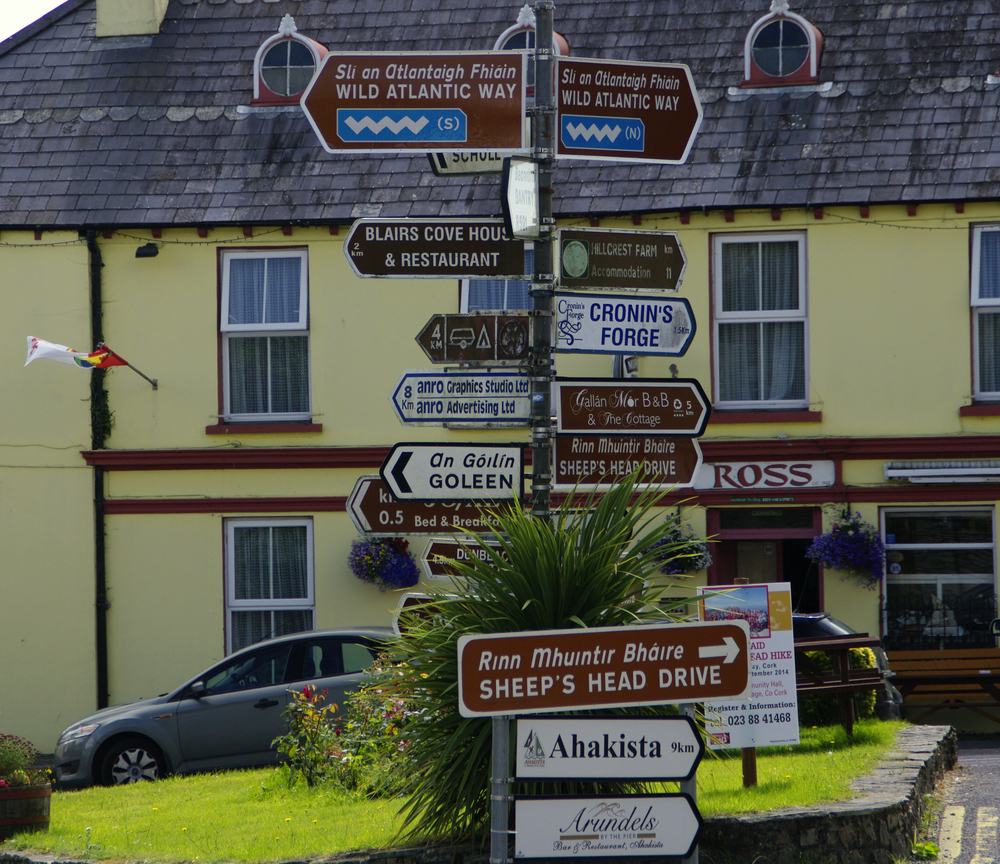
[0,1,65,44]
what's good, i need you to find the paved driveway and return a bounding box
[935,736,1000,863]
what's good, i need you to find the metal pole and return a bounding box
[679,703,699,864]
[490,716,512,864]
[529,0,555,522]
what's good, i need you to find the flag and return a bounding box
[25,337,130,369]
[84,345,129,369]
[24,336,90,368]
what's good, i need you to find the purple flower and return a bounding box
[806,511,884,590]
[348,538,419,591]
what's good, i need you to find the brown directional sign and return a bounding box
[553,435,703,491]
[347,475,499,535]
[457,620,750,717]
[301,51,528,154]
[555,57,702,164]
[416,312,530,366]
[558,227,687,292]
[344,218,526,279]
[554,378,711,437]
[421,537,510,578]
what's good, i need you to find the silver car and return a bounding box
[54,628,391,787]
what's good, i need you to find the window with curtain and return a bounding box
[224,518,314,654]
[712,233,807,408]
[221,250,310,421]
[972,226,1000,397]
[462,247,534,311]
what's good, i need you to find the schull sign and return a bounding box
[457,621,750,717]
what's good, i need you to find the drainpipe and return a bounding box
[86,229,110,709]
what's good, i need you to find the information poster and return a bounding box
[698,582,800,749]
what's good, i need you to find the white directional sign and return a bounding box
[514,795,701,859]
[390,370,530,425]
[380,442,523,502]
[501,156,540,239]
[555,292,696,357]
[515,716,703,781]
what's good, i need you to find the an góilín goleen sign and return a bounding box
[380,443,523,502]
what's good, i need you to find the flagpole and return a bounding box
[96,343,157,390]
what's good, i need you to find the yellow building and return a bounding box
[2,0,1000,750]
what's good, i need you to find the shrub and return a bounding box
[272,685,340,788]
[334,655,417,796]
[0,733,42,788]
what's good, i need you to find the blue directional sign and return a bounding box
[338,109,467,143]
[390,370,530,425]
[560,115,644,153]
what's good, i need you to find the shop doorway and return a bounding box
[707,508,823,613]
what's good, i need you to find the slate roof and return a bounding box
[1,0,1000,228]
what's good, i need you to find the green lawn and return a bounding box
[2,720,906,863]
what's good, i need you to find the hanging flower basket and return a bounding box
[647,518,713,575]
[805,509,884,590]
[348,537,420,592]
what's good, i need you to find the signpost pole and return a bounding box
[530,0,556,521]
[679,703,700,864]
[490,716,511,864]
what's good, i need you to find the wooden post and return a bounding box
[734,577,758,787]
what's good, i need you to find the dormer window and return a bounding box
[743,1,822,88]
[252,16,327,106]
[495,4,570,92]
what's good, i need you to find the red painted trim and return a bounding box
[658,482,1000,508]
[205,422,323,435]
[708,410,822,425]
[82,447,389,471]
[81,435,1000,472]
[960,403,1000,417]
[105,497,347,515]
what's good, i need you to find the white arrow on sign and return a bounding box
[514,795,701,859]
[698,636,742,664]
[380,442,524,502]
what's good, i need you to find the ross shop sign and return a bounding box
[694,461,836,491]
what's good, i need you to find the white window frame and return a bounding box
[460,244,534,312]
[881,506,996,646]
[971,225,1000,399]
[712,231,808,409]
[220,249,311,422]
[224,517,315,655]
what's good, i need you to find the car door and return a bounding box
[174,641,295,770]
[291,635,382,713]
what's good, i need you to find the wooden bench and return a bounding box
[885,647,1000,725]
[794,635,887,734]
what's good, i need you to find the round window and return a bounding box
[751,19,809,78]
[261,40,316,97]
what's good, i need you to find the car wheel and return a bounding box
[100,737,165,785]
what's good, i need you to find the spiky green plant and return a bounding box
[382,472,701,844]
